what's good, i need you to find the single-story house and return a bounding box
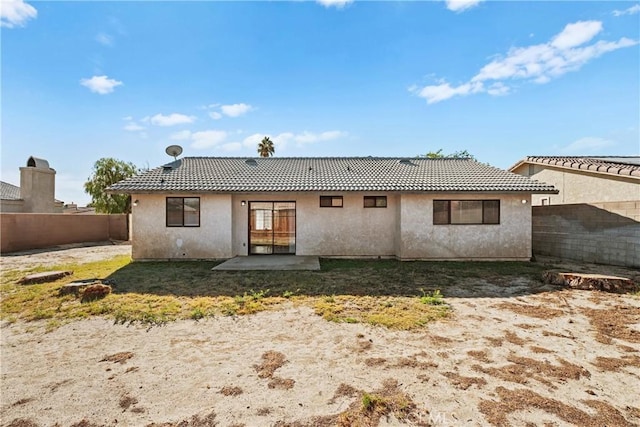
[0,156,64,213]
[107,157,557,261]
[509,156,640,206]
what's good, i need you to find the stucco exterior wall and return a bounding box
[133,192,532,261]
[511,164,639,205]
[230,192,398,257]
[131,194,233,260]
[398,193,532,260]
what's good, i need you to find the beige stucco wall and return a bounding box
[131,194,233,260]
[132,191,532,261]
[398,193,532,260]
[512,164,640,205]
[231,192,398,257]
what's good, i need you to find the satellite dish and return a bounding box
[165,145,183,160]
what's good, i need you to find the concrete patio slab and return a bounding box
[212,255,320,271]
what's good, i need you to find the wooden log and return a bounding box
[18,271,73,285]
[542,271,637,294]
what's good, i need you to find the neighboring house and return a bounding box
[108,157,556,261]
[0,156,63,213]
[509,156,640,206]
[509,156,639,268]
[62,204,96,215]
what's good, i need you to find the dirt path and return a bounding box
[2,288,639,426]
[0,242,131,271]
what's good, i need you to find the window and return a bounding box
[433,200,500,225]
[166,197,200,227]
[364,196,387,208]
[320,196,343,207]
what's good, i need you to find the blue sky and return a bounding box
[2,0,639,205]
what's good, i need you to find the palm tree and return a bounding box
[257,136,275,158]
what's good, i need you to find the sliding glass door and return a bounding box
[249,202,296,255]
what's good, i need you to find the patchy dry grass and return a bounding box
[473,355,591,389]
[220,386,243,396]
[580,306,640,344]
[254,351,287,379]
[442,371,487,390]
[479,387,633,427]
[312,295,450,330]
[591,355,640,372]
[99,352,134,364]
[1,254,580,331]
[493,301,565,319]
[332,379,420,427]
[0,256,463,330]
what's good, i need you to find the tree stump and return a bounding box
[542,271,637,294]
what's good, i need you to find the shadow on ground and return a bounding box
[105,258,575,299]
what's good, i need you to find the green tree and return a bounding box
[419,149,476,160]
[257,136,275,157]
[84,158,138,213]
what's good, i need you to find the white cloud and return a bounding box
[414,81,483,104]
[294,130,348,144]
[486,82,510,96]
[242,133,267,149]
[170,130,192,140]
[412,20,638,104]
[221,142,243,152]
[220,103,253,118]
[316,0,354,8]
[445,0,482,12]
[80,75,123,94]
[96,32,113,46]
[209,111,222,120]
[123,123,145,132]
[550,21,602,49]
[191,130,227,149]
[0,0,37,28]
[561,137,616,153]
[241,130,346,151]
[150,113,195,126]
[613,4,640,16]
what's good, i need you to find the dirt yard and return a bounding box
[0,242,131,272]
[1,247,639,426]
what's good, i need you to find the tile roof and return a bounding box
[513,156,640,178]
[1,181,21,200]
[108,157,558,194]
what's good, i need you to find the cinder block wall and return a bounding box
[0,213,129,253]
[532,201,640,268]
